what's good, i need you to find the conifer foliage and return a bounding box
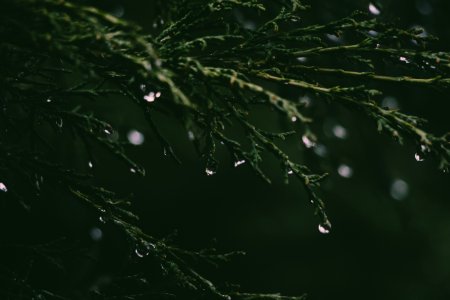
[0,0,449,299]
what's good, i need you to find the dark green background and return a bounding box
[89,1,450,299]
[4,1,449,299]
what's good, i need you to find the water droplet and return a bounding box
[299,95,311,107]
[89,227,103,241]
[368,30,379,37]
[127,130,145,145]
[416,0,433,15]
[337,164,353,178]
[332,124,348,139]
[205,168,216,176]
[104,129,111,135]
[291,116,297,122]
[381,96,399,110]
[414,152,424,162]
[88,161,93,168]
[135,248,148,258]
[144,92,156,102]
[99,216,106,223]
[234,160,246,167]
[326,33,341,43]
[288,170,294,175]
[187,131,195,141]
[390,178,409,201]
[46,98,52,103]
[369,3,381,15]
[411,25,428,38]
[111,4,124,18]
[143,61,152,71]
[135,242,155,258]
[415,144,430,162]
[313,144,328,157]
[318,221,331,234]
[155,91,162,98]
[241,20,256,30]
[130,168,137,173]
[302,134,316,148]
[0,182,8,192]
[400,56,410,63]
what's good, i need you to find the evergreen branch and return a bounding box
[291,65,450,87]
[232,293,307,300]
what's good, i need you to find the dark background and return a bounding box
[4,1,449,299]
[92,1,450,300]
